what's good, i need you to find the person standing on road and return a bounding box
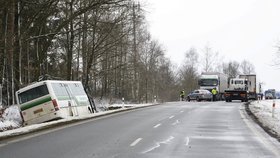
[180,90,185,101]
[211,88,217,101]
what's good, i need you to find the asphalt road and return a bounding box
[1,101,280,158]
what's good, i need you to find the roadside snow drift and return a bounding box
[0,106,22,132]
[250,100,280,136]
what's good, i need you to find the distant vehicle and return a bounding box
[187,89,213,102]
[276,91,280,99]
[264,89,276,99]
[198,72,228,100]
[16,80,92,125]
[265,92,273,99]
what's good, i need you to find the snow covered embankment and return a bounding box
[0,106,23,132]
[250,100,280,137]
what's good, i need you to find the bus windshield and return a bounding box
[199,79,218,86]
[18,84,49,104]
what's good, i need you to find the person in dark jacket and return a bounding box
[180,90,185,101]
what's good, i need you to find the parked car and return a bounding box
[187,89,213,102]
[265,92,273,99]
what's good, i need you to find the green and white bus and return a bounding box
[16,80,92,125]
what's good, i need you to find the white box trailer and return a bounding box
[198,72,228,100]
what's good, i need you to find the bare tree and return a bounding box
[201,45,219,73]
[0,0,181,105]
[179,47,199,93]
[185,47,198,69]
[240,60,255,75]
[222,61,240,78]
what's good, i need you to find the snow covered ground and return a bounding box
[249,99,280,137]
[0,106,22,132]
[0,103,156,139]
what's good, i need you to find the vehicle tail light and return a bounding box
[224,93,230,97]
[240,94,246,97]
[52,99,59,111]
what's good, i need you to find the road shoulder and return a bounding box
[0,103,159,141]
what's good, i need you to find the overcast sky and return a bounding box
[144,0,280,92]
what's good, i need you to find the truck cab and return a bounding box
[198,73,228,100]
[198,75,219,92]
[228,78,248,91]
[224,78,248,102]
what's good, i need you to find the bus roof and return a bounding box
[16,80,83,94]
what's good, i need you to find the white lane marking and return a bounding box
[142,136,174,153]
[185,137,190,146]
[180,111,184,113]
[172,120,180,125]
[169,115,174,119]
[130,138,143,147]
[153,123,161,128]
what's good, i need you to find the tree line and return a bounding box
[0,0,179,106]
[179,45,256,94]
[0,0,257,106]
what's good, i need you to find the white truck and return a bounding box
[224,78,248,102]
[239,74,257,100]
[198,72,228,100]
[224,74,257,102]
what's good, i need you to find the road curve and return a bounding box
[0,101,280,158]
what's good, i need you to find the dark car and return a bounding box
[187,89,213,102]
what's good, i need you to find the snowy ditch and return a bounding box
[0,106,23,132]
[249,100,280,139]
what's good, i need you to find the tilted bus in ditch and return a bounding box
[16,80,92,125]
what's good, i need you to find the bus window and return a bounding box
[51,83,69,97]
[18,84,49,104]
[68,83,86,96]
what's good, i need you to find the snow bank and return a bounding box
[108,103,154,109]
[0,106,23,132]
[94,97,155,111]
[250,100,280,136]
